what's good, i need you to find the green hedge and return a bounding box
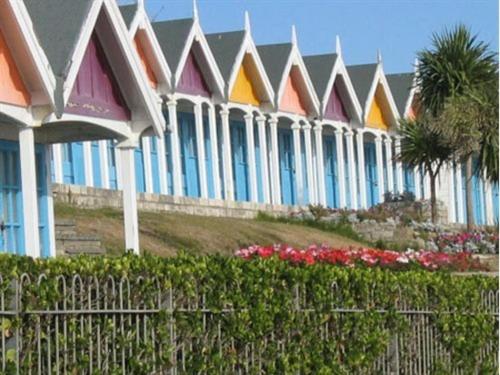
[0,253,497,374]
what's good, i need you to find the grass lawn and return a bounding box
[55,203,365,256]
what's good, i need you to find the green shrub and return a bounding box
[0,253,496,374]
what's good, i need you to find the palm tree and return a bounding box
[398,116,453,223]
[416,24,498,229]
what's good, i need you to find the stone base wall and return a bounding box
[52,184,299,219]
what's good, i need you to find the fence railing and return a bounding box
[0,273,498,374]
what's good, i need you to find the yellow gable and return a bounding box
[229,54,260,106]
[367,85,389,130]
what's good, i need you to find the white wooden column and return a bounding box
[484,179,494,225]
[302,123,315,204]
[384,137,394,193]
[334,128,346,208]
[375,135,385,203]
[52,144,63,183]
[292,122,304,205]
[447,164,457,223]
[456,163,465,223]
[19,126,40,258]
[423,170,431,199]
[220,105,234,201]
[208,103,221,199]
[44,144,56,257]
[314,122,326,206]
[118,145,139,253]
[99,141,110,189]
[414,166,422,200]
[356,130,367,209]
[269,115,281,205]
[115,145,122,190]
[257,115,270,204]
[194,101,208,199]
[142,137,154,193]
[244,112,258,202]
[167,99,183,196]
[83,141,93,187]
[395,137,404,193]
[156,136,169,195]
[345,130,358,210]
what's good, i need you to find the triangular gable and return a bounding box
[279,67,307,115]
[134,32,157,89]
[177,49,211,97]
[0,28,30,106]
[367,84,390,130]
[407,95,421,120]
[66,32,130,121]
[325,80,349,122]
[229,54,260,106]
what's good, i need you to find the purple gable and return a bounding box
[177,50,211,97]
[66,32,130,121]
[324,81,349,122]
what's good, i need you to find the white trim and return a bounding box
[447,165,457,223]
[174,20,225,99]
[292,121,304,205]
[220,105,234,200]
[384,137,394,193]
[114,143,122,189]
[99,140,110,189]
[257,116,270,203]
[244,112,258,202]
[156,135,169,194]
[226,32,275,106]
[484,179,494,225]
[44,144,56,257]
[363,64,400,128]
[208,103,221,199]
[8,0,56,107]
[269,115,281,204]
[302,123,315,204]
[0,103,33,126]
[167,100,183,196]
[356,130,367,209]
[334,128,346,207]
[345,130,358,209]
[118,146,139,253]
[314,122,326,206]
[456,164,465,223]
[276,45,320,118]
[395,137,404,193]
[52,144,63,183]
[128,6,172,94]
[58,0,165,136]
[321,55,363,124]
[374,135,385,202]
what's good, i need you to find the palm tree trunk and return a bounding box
[465,156,475,231]
[429,173,437,223]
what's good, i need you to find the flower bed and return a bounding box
[235,244,485,271]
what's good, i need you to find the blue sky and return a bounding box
[119,0,498,74]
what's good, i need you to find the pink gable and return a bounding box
[279,69,307,115]
[324,80,349,122]
[177,50,211,97]
[66,32,130,121]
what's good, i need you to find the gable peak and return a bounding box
[335,35,342,58]
[291,25,298,46]
[244,11,251,34]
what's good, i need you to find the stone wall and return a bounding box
[52,184,299,219]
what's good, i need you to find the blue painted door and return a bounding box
[364,142,378,207]
[0,142,24,254]
[472,170,485,225]
[300,134,309,205]
[164,134,173,195]
[343,140,351,208]
[62,142,84,185]
[217,120,225,200]
[323,136,338,208]
[279,129,296,205]
[107,141,117,190]
[150,137,160,194]
[403,164,415,194]
[231,121,249,202]
[254,125,264,203]
[91,141,102,188]
[179,112,200,197]
[35,146,50,257]
[203,117,214,199]
[134,141,146,193]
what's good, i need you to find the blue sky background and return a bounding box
[119,0,498,74]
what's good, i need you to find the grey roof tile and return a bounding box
[206,31,245,83]
[303,53,338,99]
[386,73,415,116]
[152,18,194,73]
[257,43,293,93]
[119,4,138,29]
[346,63,378,108]
[23,0,94,77]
